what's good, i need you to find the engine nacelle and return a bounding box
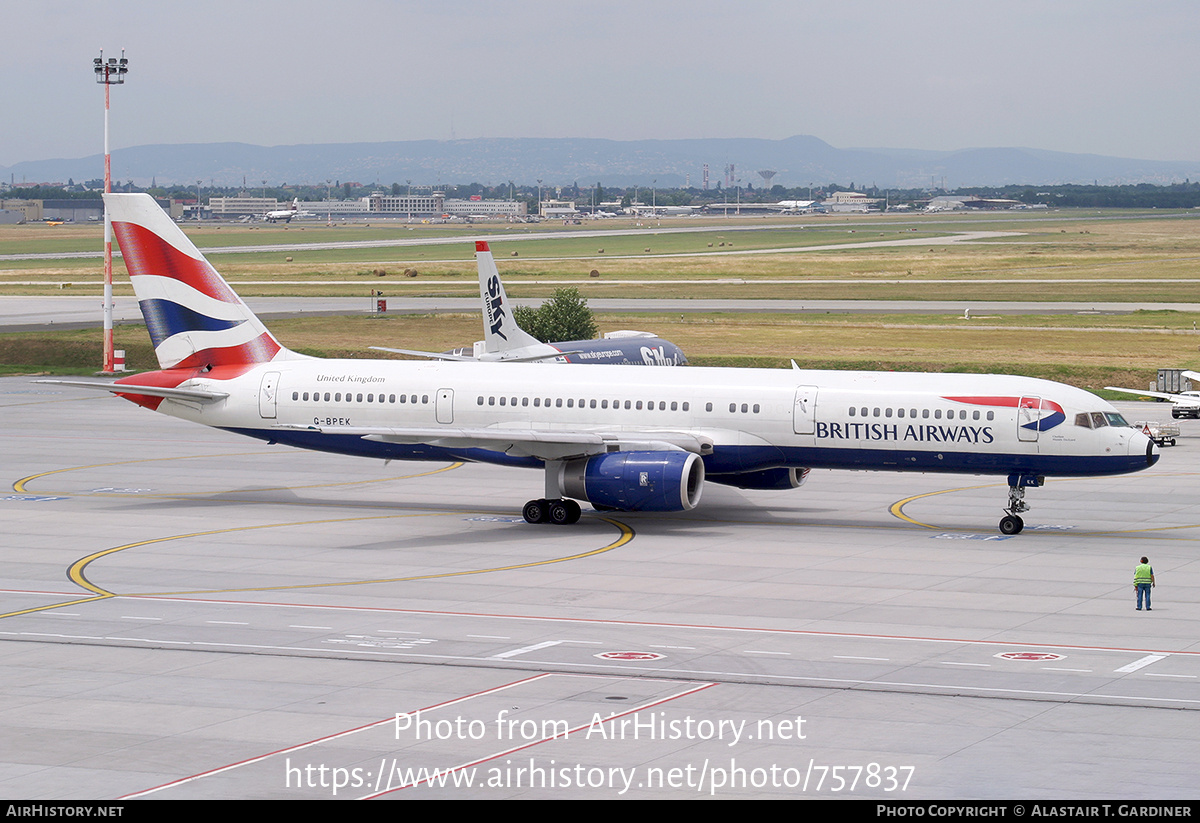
[708,467,810,491]
[558,451,704,512]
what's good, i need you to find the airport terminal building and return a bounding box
[207,192,525,220]
[366,192,526,218]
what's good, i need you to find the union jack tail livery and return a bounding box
[106,194,291,370]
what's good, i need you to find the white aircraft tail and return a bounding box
[105,193,295,370]
[476,240,540,354]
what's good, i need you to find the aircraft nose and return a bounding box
[1131,428,1160,467]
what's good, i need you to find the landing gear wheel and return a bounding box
[549,499,581,525]
[564,499,581,524]
[523,499,548,524]
[999,514,1024,535]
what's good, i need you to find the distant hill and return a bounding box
[4,136,1198,189]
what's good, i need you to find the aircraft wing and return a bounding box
[274,423,713,461]
[1104,386,1200,406]
[35,379,229,402]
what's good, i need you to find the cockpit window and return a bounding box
[1078,411,1128,429]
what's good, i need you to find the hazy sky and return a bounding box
[3,0,1197,167]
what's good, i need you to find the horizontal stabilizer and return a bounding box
[36,379,229,402]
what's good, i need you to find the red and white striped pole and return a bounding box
[94,49,128,374]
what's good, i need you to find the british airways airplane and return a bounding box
[50,194,1158,534]
[375,242,688,366]
[261,198,301,223]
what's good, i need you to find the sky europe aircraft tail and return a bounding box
[473,241,688,364]
[373,240,688,365]
[475,240,542,354]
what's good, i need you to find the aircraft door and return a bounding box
[1017,396,1040,442]
[793,386,818,434]
[436,388,454,424]
[258,371,281,419]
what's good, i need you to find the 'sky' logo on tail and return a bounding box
[485,275,508,340]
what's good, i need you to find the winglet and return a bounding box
[475,240,490,253]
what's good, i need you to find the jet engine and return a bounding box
[557,451,704,512]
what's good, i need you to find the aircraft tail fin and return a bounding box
[105,193,292,370]
[476,240,541,354]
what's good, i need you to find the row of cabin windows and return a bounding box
[473,397,763,414]
[479,395,691,412]
[294,391,430,404]
[848,406,994,421]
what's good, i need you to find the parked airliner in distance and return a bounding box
[262,198,301,223]
[46,194,1158,533]
[1107,371,1200,419]
[373,242,688,366]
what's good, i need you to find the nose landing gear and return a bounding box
[1000,473,1043,535]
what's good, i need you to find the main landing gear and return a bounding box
[523,498,581,525]
[524,459,585,525]
[1000,473,1043,535]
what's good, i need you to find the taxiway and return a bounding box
[2,380,1198,799]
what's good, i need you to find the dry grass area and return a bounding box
[5,209,1200,301]
[3,309,1186,395]
[4,209,1200,392]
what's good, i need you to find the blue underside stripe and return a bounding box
[223,427,1150,478]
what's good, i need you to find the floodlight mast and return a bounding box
[94,49,128,374]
